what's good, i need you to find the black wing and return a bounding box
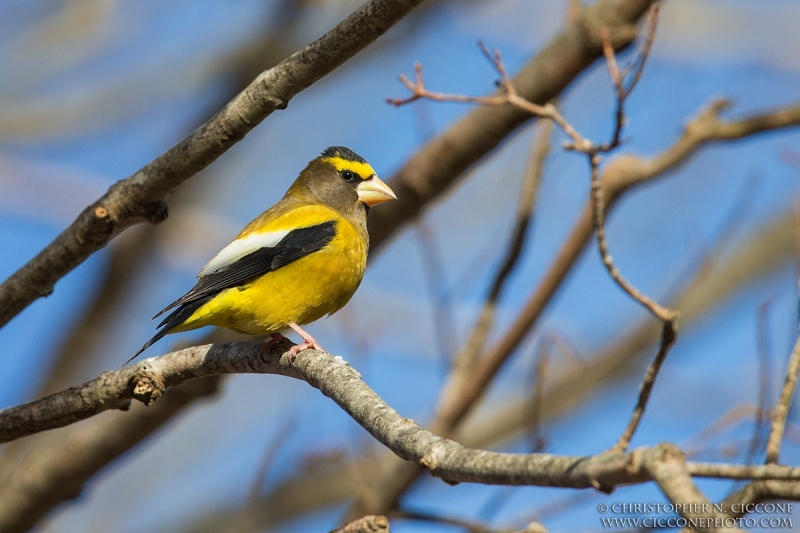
[154,220,337,320]
[125,220,336,366]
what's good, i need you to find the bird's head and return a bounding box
[291,146,396,214]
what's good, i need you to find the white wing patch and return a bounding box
[197,229,290,277]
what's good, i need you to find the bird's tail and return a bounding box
[122,295,213,367]
[122,331,169,368]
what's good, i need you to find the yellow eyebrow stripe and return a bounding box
[321,156,376,179]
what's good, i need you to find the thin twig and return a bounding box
[681,404,760,458]
[527,340,552,453]
[392,40,679,326]
[588,157,680,322]
[623,1,660,100]
[389,57,591,152]
[765,330,800,463]
[614,320,678,451]
[599,1,661,148]
[743,300,774,466]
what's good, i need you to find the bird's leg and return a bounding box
[287,322,325,362]
[261,333,290,356]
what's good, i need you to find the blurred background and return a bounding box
[1,0,800,531]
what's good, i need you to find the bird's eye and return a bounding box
[341,170,357,182]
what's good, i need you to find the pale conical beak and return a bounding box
[356,175,396,206]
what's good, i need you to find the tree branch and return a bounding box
[0,0,425,330]
[765,331,800,463]
[642,444,745,533]
[3,343,800,495]
[349,98,800,517]
[614,320,678,451]
[0,377,221,533]
[330,515,390,533]
[369,0,655,251]
[173,212,799,532]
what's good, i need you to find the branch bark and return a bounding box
[765,331,800,463]
[642,444,744,533]
[343,97,800,518]
[330,515,390,533]
[0,0,425,330]
[3,343,800,493]
[0,377,221,533]
[175,211,798,533]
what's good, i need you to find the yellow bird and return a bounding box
[127,147,396,365]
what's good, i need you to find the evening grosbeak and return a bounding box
[126,147,395,365]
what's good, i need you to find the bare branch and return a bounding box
[390,50,590,151]
[369,0,654,250]
[600,1,661,147]
[353,98,800,517]
[741,300,775,466]
[173,212,800,532]
[0,0,425,330]
[4,344,800,497]
[642,444,745,533]
[589,156,679,321]
[765,331,800,463]
[0,377,221,533]
[330,515,390,533]
[614,321,678,451]
[414,221,458,363]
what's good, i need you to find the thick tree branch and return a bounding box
[3,343,800,494]
[642,444,744,533]
[176,212,798,532]
[0,377,221,533]
[0,0,425,330]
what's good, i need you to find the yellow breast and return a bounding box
[175,213,367,335]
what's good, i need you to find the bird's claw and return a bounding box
[285,322,326,365]
[261,333,290,357]
[286,338,325,365]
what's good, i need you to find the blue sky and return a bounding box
[1,1,800,531]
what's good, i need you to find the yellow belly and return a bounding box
[173,220,366,335]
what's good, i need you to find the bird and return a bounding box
[125,146,396,366]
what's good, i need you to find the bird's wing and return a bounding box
[153,220,337,320]
[197,229,290,277]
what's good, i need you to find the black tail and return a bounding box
[123,295,213,367]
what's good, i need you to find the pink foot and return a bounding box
[287,322,325,363]
[261,333,290,356]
